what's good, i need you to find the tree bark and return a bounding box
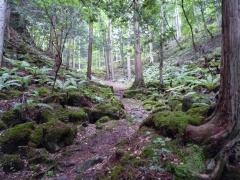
[175,1,181,40]
[127,25,132,81]
[159,0,164,87]
[0,0,6,67]
[106,18,114,80]
[186,2,240,177]
[132,0,144,87]
[87,21,93,80]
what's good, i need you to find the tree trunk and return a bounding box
[0,0,6,67]
[199,1,214,39]
[181,0,197,51]
[149,41,154,64]
[159,0,164,87]
[175,0,181,40]
[106,18,114,80]
[132,0,144,87]
[186,0,240,177]
[87,21,93,80]
[127,25,132,81]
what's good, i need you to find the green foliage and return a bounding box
[0,122,34,153]
[0,73,22,90]
[144,111,203,136]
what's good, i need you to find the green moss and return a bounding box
[1,109,23,127]
[144,111,202,136]
[187,103,210,118]
[97,116,111,124]
[68,108,87,123]
[89,102,125,123]
[166,144,205,179]
[142,146,155,158]
[30,127,43,147]
[1,154,24,173]
[0,122,34,153]
[36,87,50,96]
[30,121,76,152]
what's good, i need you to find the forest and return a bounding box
[0,0,239,179]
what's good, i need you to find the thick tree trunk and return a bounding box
[132,0,144,87]
[87,21,93,80]
[181,0,197,51]
[0,0,6,67]
[186,2,240,178]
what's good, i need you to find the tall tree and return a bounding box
[132,0,144,87]
[187,0,240,178]
[181,0,197,51]
[0,0,6,66]
[87,20,93,80]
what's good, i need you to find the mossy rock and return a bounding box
[1,104,54,127]
[187,103,210,117]
[96,116,111,124]
[0,120,7,131]
[67,91,94,107]
[30,121,76,152]
[142,111,202,137]
[43,92,67,105]
[56,107,88,123]
[1,154,24,173]
[0,122,34,153]
[1,109,24,127]
[89,102,125,123]
[68,108,88,123]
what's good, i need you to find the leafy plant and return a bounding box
[0,73,22,91]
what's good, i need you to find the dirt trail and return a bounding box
[52,81,150,180]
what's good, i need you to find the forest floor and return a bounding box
[49,81,151,180]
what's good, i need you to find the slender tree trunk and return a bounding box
[175,1,181,40]
[149,38,154,64]
[48,15,56,55]
[163,13,183,50]
[87,21,93,80]
[106,18,114,80]
[187,1,240,178]
[159,1,164,87]
[181,0,197,51]
[132,0,144,87]
[199,1,214,39]
[0,0,6,67]
[127,28,132,81]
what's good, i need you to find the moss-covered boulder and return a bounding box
[67,91,94,107]
[56,107,88,123]
[1,154,24,173]
[187,103,210,118]
[89,102,125,123]
[1,109,24,127]
[0,122,34,153]
[1,104,53,127]
[167,96,182,111]
[30,121,76,152]
[142,111,203,137]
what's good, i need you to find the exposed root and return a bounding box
[197,155,226,180]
